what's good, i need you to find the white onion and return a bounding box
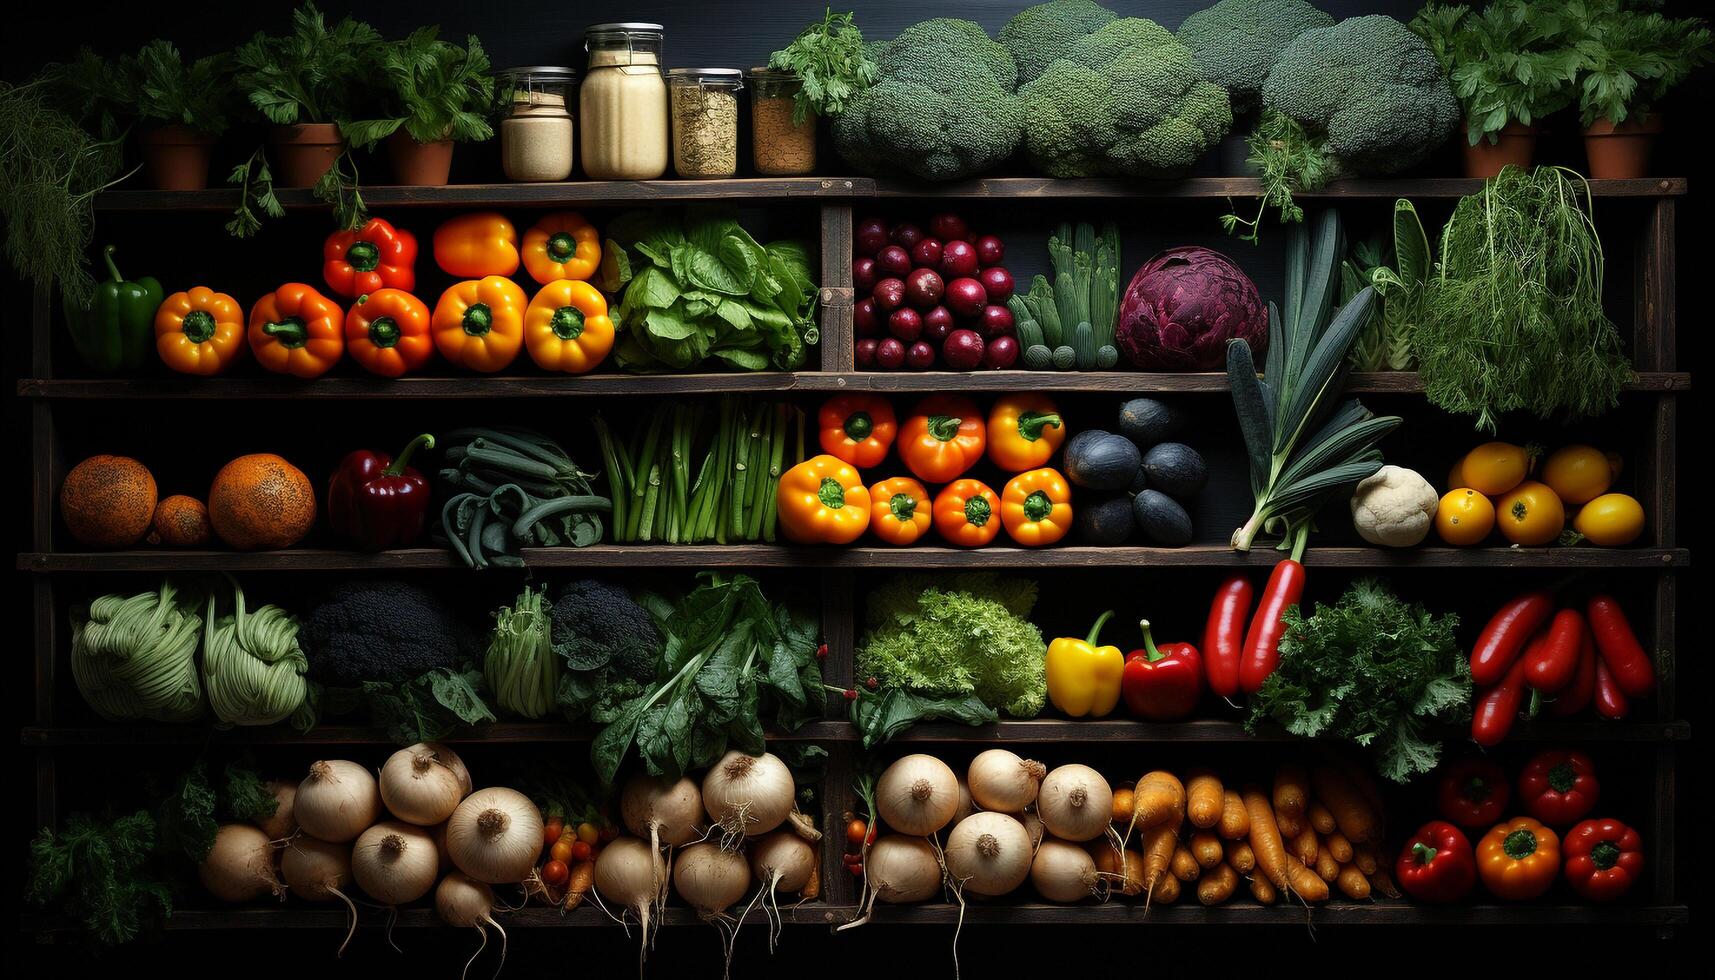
[295,760,380,843]
[621,773,704,860]
[702,751,794,843]
[1030,837,1100,902]
[352,820,438,905]
[1016,808,1046,852]
[673,841,752,916]
[876,754,959,836]
[281,835,357,955]
[866,834,943,904]
[255,780,298,840]
[967,749,1045,813]
[595,836,670,961]
[749,830,817,894]
[437,871,506,980]
[199,823,282,902]
[1037,765,1114,843]
[950,777,976,825]
[380,742,468,826]
[422,741,473,794]
[944,811,1032,897]
[446,787,544,885]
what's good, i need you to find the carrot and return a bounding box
[1171,845,1200,882]
[1314,846,1339,883]
[1336,864,1370,900]
[1140,822,1179,888]
[1130,771,1186,833]
[1110,786,1136,823]
[1290,824,1318,866]
[1217,790,1250,840]
[1186,770,1224,829]
[1190,831,1223,869]
[1198,862,1238,905]
[1352,842,1378,876]
[1248,874,1277,905]
[1366,866,1401,899]
[1272,764,1309,825]
[1227,841,1256,875]
[1323,830,1353,864]
[1094,845,1146,896]
[1307,801,1335,836]
[1287,862,1330,902]
[799,859,820,901]
[1275,812,1303,839]
[1150,871,1181,904]
[563,858,596,910]
[1241,786,1291,892]
[1310,766,1375,844]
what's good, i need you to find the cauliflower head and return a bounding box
[999,0,1119,85]
[1176,0,1335,113]
[1350,464,1438,547]
[1016,18,1232,178]
[1261,14,1459,174]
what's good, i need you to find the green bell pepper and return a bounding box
[65,246,163,374]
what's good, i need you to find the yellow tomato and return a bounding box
[1573,493,1645,546]
[1495,480,1565,546]
[1436,489,1495,546]
[1541,445,1613,506]
[1459,442,1534,496]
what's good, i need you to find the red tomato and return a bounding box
[543,860,570,886]
[544,817,564,846]
[846,819,870,845]
[572,840,593,861]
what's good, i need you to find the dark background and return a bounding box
[7,0,1708,971]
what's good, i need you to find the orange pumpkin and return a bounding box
[60,455,157,548]
[148,495,213,547]
[208,454,317,550]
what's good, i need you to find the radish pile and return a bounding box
[853,213,1018,371]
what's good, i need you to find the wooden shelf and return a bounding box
[870,176,1690,199]
[17,371,1693,400]
[16,544,1691,573]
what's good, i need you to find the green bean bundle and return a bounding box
[71,582,205,722]
[436,427,612,569]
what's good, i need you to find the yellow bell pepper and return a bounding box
[433,212,520,278]
[522,211,602,284]
[1046,610,1123,718]
[777,455,871,544]
[525,280,614,374]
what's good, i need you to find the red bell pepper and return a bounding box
[1121,619,1203,721]
[1518,749,1599,826]
[327,433,436,551]
[1545,625,1597,717]
[1471,638,1533,747]
[1238,527,1307,693]
[324,217,419,300]
[1435,758,1510,829]
[1395,821,1476,904]
[1202,574,1252,699]
[1470,591,1554,686]
[1563,818,1644,902]
[1585,595,1654,697]
[1523,608,1583,693]
[1593,658,1630,719]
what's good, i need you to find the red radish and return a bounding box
[984,336,1019,369]
[904,268,944,309]
[855,339,879,369]
[922,306,955,343]
[980,304,1014,338]
[856,218,888,256]
[940,240,979,278]
[943,329,985,370]
[873,278,906,312]
[906,342,936,369]
[875,338,905,370]
[978,266,1014,303]
[911,238,944,268]
[853,257,877,294]
[888,307,923,343]
[876,245,911,278]
[975,234,1005,266]
[854,297,880,337]
[890,223,925,249]
[945,277,988,317]
[930,213,969,243]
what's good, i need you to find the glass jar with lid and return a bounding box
[498,68,577,182]
[667,69,743,179]
[581,23,669,180]
[748,68,816,176]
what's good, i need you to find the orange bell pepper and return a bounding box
[521,211,602,284]
[247,283,344,378]
[868,476,931,546]
[433,277,527,373]
[933,479,1000,547]
[819,394,897,468]
[987,393,1065,472]
[1476,816,1561,900]
[524,280,614,374]
[345,288,434,378]
[899,394,986,484]
[433,211,520,278]
[155,286,245,376]
[776,455,871,544]
[1001,467,1073,546]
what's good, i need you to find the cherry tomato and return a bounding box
[550,837,575,864]
[846,819,869,845]
[577,822,600,846]
[847,862,863,875]
[544,817,564,846]
[572,840,593,861]
[543,859,570,887]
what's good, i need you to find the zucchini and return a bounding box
[1072,321,1096,371]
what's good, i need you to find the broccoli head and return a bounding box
[300,580,473,686]
[1015,18,1233,178]
[1176,0,1335,114]
[999,0,1119,85]
[549,579,660,680]
[1261,14,1459,174]
[831,18,1024,181]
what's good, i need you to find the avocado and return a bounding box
[1118,398,1186,449]
[1142,443,1208,500]
[1133,490,1194,547]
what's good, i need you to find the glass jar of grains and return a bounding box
[748,68,816,176]
[498,68,577,182]
[581,23,669,180]
[667,69,743,179]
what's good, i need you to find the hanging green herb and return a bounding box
[1415,166,1632,432]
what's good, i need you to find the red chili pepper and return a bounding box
[1394,821,1477,904]
[1470,591,1554,687]
[1239,530,1307,694]
[1545,625,1597,717]
[1524,608,1584,693]
[325,433,436,551]
[1471,642,1533,747]
[1435,758,1510,829]
[1562,818,1644,902]
[1585,595,1654,697]
[1518,749,1599,826]
[1203,574,1253,699]
[1593,658,1630,720]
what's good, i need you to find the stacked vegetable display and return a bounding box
[853,213,1018,370]
[1436,441,1645,548]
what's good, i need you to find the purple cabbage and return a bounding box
[1117,247,1266,371]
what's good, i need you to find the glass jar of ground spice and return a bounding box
[498,68,577,182]
[583,23,670,180]
[666,69,743,179]
[748,68,816,176]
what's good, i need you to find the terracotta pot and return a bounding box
[268,123,345,187]
[1583,114,1663,179]
[138,125,216,190]
[1462,122,1538,179]
[387,132,455,186]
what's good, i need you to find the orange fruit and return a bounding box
[1495,480,1565,546]
[208,453,316,550]
[59,455,157,548]
[1435,489,1495,546]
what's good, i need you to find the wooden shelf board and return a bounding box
[871,176,1690,199]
